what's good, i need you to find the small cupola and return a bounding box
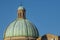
[17,6,26,19]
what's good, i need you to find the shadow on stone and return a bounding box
[58,36,60,40]
[41,35,48,40]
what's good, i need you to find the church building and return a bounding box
[4,5,60,40]
[4,6,39,40]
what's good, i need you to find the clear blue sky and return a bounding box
[0,0,60,40]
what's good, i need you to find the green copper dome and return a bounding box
[4,6,39,39]
[4,18,39,38]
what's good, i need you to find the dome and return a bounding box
[4,18,39,38]
[18,6,25,10]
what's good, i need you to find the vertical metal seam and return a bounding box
[13,19,18,37]
[24,19,28,37]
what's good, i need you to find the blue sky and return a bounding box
[0,0,60,40]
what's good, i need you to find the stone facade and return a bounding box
[46,34,58,40]
[37,34,59,40]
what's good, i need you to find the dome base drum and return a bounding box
[4,37,36,40]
